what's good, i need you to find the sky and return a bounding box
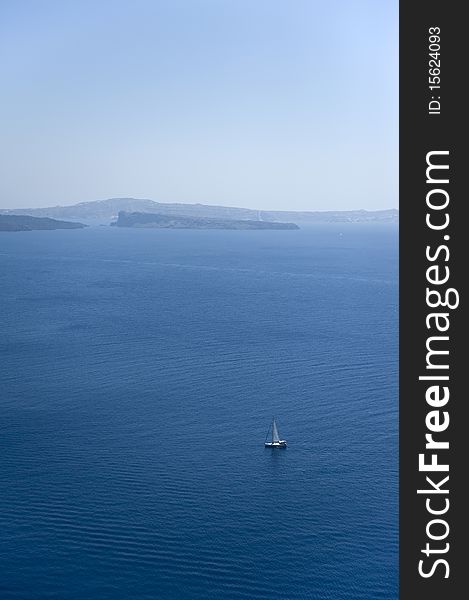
[0,0,398,211]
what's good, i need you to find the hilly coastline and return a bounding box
[0,214,87,232]
[0,198,398,225]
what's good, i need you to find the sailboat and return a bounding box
[264,417,287,448]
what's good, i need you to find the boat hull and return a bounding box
[264,441,287,448]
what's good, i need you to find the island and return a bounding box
[0,198,398,225]
[112,211,300,230]
[0,214,87,232]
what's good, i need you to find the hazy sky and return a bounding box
[0,0,397,211]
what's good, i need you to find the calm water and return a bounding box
[0,224,398,599]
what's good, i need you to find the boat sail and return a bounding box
[264,417,287,448]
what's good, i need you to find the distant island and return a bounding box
[0,214,87,232]
[0,198,398,225]
[113,211,299,230]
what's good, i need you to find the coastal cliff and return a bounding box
[112,211,300,230]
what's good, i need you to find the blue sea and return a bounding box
[0,224,398,600]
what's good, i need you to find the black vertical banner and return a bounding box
[400,2,466,599]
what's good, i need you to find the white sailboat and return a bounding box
[264,417,287,448]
